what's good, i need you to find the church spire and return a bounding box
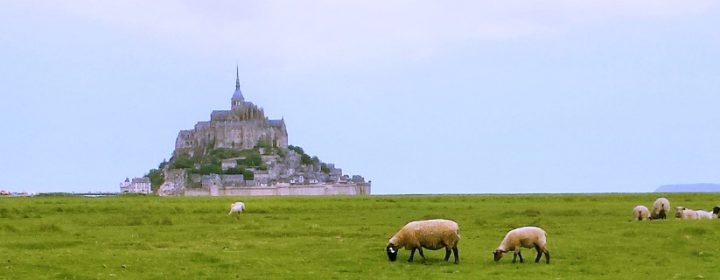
[232,65,245,109]
[235,65,240,91]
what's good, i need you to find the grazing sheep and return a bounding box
[651,198,670,219]
[633,205,651,221]
[696,210,713,219]
[675,207,700,220]
[228,202,245,215]
[493,226,550,264]
[386,219,460,263]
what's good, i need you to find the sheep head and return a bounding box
[675,207,686,218]
[493,249,505,262]
[386,243,398,262]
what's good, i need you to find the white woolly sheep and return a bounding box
[493,226,549,264]
[633,205,651,221]
[695,210,713,219]
[674,207,699,220]
[386,219,460,263]
[633,205,650,221]
[228,202,245,215]
[651,197,670,219]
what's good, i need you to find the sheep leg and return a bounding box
[544,251,550,264]
[444,248,451,261]
[534,245,542,263]
[417,247,425,260]
[408,248,416,262]
[512,252,517,263]
[452,246,459,264]
[517,251,524,263]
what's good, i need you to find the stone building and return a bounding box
[174,67,288,158]
[120,177,152,194]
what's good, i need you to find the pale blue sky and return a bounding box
[1,1,719,194]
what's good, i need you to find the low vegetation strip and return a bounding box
[1,193,720,279]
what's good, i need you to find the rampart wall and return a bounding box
[184,184,370,196]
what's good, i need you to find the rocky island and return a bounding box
[126,68,370,196]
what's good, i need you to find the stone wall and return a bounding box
[183,184,370,196]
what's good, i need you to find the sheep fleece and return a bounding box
[390,219,459,250]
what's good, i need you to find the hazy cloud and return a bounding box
[8,0,718,68]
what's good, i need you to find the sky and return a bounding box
[1,1,719,194]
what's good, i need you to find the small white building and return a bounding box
[120,177,152,194]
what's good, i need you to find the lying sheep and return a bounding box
[696,210,713,219]
[633,205,651,221]
[493,226,550,264]
[675,207,699,220]
[386,219,460,263]
[228,202,245,215]
[651,197,670,219]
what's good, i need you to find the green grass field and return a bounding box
[2,193,720,279]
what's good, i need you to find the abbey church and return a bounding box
[174,69,288,158]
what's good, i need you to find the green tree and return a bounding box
[171,156,194,169]
[146,168,165,191]
[288,145,304,155]
[243,170,254,181]
[301,154,313,165]
[224,167,245,175]
[198,164,223,175]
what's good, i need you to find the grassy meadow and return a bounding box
[2,193,720,279]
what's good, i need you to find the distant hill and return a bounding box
[655,183,720,193]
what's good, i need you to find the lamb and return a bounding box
[385,219,460,263]
[228,202,245,215]
[632,205,651,221]
[493,226,550,264]
[675,207,699,220]
[651,197,670,219]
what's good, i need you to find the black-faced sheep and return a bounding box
[651,197,670,219]
[493,226,549,264]
[713,206,720,218]
[633,205,650,221]
[386,219,460,264]
[228,202,245,215]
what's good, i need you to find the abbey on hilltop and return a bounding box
[174,68,289,157]
[130,68,370,196]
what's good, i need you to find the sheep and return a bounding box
[651,197,670,219]
[228,202,245,215]
[385,219,460,264]
[696,210,713,219]
[633,205,651,221]
[675,207,699,220]
[493,226,549,264]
